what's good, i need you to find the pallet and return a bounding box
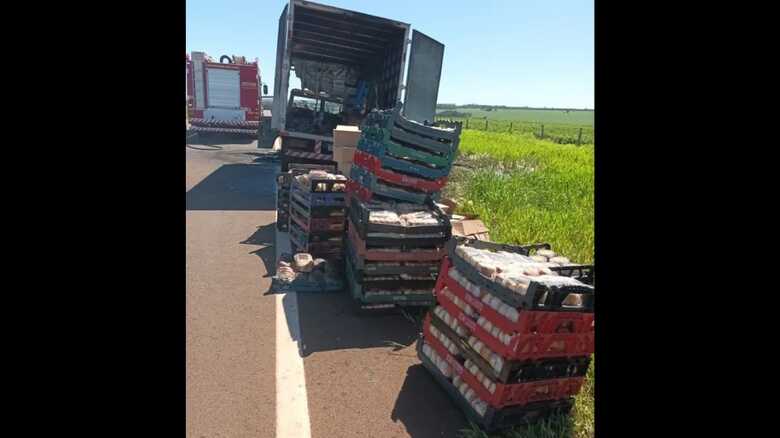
[417,338,575,433]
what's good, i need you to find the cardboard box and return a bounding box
[333,146,356,175]
[451,219,490,241]
[333,125,361,148]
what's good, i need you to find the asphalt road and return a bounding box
[186,134,467,438]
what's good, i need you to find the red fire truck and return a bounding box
[186,51,267,138]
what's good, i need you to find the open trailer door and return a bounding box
[272,3,290,131]
[403,30,444,123]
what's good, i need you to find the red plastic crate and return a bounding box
[345,179,374,204]
[435,286,594,361]
[423,315,584,409]
[347,222,446,262]
[352,150,448,192]
[435,257,595,336]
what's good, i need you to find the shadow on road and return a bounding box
[243,152,281,164]
[187,131,256,146]
[391,364,469,437]
[242,223,277,278]
[186,162,278,211]
[295,292,420,357]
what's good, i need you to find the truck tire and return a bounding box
[220,55,232,64]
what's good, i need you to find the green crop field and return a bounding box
[443,129,594,438]
[439,108,594,126]
[435,108,594,145]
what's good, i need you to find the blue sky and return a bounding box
[186,0,594,109]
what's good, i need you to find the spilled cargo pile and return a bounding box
[344,106,461,310]
[417,237,595,431]
[272,104,594,433]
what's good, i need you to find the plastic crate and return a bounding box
[352,150,448,192]
[289,206,346,233]
[350,166,436,204]
[357,135,455,168]
[345,237,441,275]
[291,183,347,207]
[289,221,344,258]
[291,174,348,194]
[447,238,594,310]
[346,216,448,250]
[354,143,451,181]
[363,105,462,149]
[436,288,594,361]
[417,338,575,433]
[345,257,435,306]
[423,317,585,409]
[347,218,448,254]
[348,196,451,241]
[436,257,595,335]
[346,224,446,262]
[345,250,438,287]
[346,179,436,205]
[428,310,591,384]
[290,193,347,219]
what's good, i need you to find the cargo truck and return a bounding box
[271,0,445,171]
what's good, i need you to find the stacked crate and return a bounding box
[346,105,460,204]
[345,197,451,310]
[288,170,348,260]
[344,105,462,310]
[418,237,595,432]
[276,173,293,232]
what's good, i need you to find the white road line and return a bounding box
[274,194,312,438]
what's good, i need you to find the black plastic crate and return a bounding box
[429,310,591,384]
[348,196,451,241]
[417,338,575,433]
[290,193,347,219]
[446,237,595,311]
[347,217,449,250]
[345,237,441,276]
[289,221,345,259]
[291,173,348,194]
[345,255,435,306]
[345,250,438,287]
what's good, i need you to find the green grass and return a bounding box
[444,129,594,437]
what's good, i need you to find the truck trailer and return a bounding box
[272,0,445,171]
[186,51,267,138]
